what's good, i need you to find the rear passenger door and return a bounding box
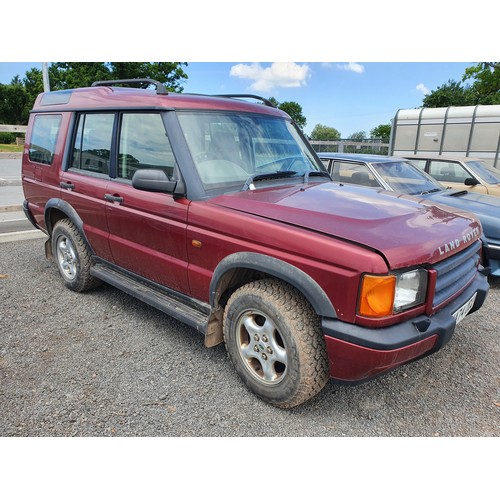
[61,112,114,261]
[105,112,190,294]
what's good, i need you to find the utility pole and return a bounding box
[42,63,50,92]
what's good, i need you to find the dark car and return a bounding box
[21,81,489,408]
[319,152,500,276]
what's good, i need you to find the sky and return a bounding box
[1,1,495,138]
[0,61,477,137]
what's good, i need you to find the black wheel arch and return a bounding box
[44,198,94,254]
[210,252,337,319]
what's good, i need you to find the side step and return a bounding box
[90,262,210,333]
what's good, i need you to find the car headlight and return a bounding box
[358,268,428,318]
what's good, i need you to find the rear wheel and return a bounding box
[223,279,330,408]
[52,219,101,292]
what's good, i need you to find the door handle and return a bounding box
[104,194,124,203]
[60,181,75,190]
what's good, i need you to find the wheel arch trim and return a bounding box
[44,198,93,252]
[210,252,337,318]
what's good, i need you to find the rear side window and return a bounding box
[332,161,378,187]
[28,114,62,165]
[71,113,114,175]
[409,159,427,170]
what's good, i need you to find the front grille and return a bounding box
[432,240,481,308]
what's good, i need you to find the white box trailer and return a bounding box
[389,104,500,168]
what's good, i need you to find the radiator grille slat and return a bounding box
[432,240,481,308]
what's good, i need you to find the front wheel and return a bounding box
[51,219,101,292]
[223,279,330,408]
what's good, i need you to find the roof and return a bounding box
[403,154,484,163]
[32,85,287,119]
[318,152,402,163]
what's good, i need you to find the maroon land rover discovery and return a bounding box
[22,79,489,408]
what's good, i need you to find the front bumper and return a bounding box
[483,239,500,276]
[322,271,489,383]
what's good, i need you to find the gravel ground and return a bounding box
[0,237,499,438]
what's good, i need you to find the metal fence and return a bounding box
[309,139,389,155]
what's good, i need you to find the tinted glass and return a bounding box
[117,113,177,180]
[428,160,469,183]
[466,161,500,184]
[372,161,442,195]
[331,161,378,187]
[178,112,324,189]
[28,114,61,165]
[71,113,114,175]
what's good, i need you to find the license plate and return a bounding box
[452,292,477,325]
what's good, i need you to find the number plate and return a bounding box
[452,292,477,325]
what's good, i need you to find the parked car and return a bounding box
[22,81,489,408]
[319,152,500,276]
[404,155,500,197]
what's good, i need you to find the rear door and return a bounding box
[104,112,190,294]
[60,112,114,260]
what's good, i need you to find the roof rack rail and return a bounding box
[214,94,276,108]
[91,78,168,95]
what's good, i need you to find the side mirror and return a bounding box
[464,177,479,186]
[132,169,182,195]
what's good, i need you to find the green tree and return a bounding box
[348,131,366,140]
[423,63,500,108]
[422,79,475,107]
[268,97,307,130]
[310,124,341,141]
[463,62,500,104]
[370,124,391,140]
[278,101,307,130]
[0,81,30,124]
[47,62,113,90]
[2,62,189,125]
[27,62,188,93]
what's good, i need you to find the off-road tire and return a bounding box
[51,219,101,292]
[223,278,330,408]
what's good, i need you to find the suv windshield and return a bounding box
[177,112,325,190]
[373,161,443,195]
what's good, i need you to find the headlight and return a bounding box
[358,269,428,318]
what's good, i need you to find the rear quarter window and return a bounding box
[28,114,62,165]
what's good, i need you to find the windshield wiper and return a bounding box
[242,171,297,191]
[303,171,331,183]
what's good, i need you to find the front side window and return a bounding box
[428,160,469,183]
[28,114,62,165]
[117,113,177,180]
[71,113,114,175]
[177,112,325,190]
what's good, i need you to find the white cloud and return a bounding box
[337,62,365,74]
[229,62,311,92]
[416,83,430,95]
